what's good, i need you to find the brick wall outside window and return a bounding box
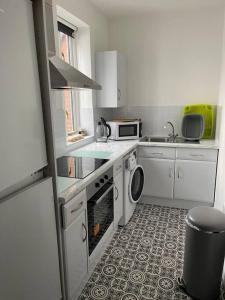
[59,31,75,135]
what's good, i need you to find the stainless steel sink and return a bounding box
[141,136,171,143]
[140,136,200,144]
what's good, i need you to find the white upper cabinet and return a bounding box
[0,0,47,192]
[96,51,127,107]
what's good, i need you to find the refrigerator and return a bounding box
[0,1,62,299]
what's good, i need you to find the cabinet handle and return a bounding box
[82,223,87,242]
[116,165,122,172]
[118,88,121,101]
[151,152,163,156]
[177,169,183,179]
[70,201,83,213]
[115,186,119,200]
[190,154,204,157]
[169,167,173,178]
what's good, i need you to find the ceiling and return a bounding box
[89,0,225,18]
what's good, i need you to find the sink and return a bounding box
[140,136,200,144]
[141,136,171,143]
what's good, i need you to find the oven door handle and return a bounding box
[82,223,87,242]
[96,184,114,205]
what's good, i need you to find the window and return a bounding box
[58,21,80,137]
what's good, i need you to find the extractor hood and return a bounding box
[49,56,102,90]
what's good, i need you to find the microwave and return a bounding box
[107,121,141,140]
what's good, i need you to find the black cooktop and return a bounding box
[57,156,109,179]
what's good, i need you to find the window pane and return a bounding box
[64,90,74,133]
[59,32,70,63]
[58,24,80,137]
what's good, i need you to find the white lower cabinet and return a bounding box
[63,190,88,300]
[114,171,123,227]
[174,160,217,203]
[138,146,218,205]
[114,160,124,228]
[139,157,174,200]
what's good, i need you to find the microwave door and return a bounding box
[119,124,138,139]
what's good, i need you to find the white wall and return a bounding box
[52,0,109,156]
[109,8,224,107]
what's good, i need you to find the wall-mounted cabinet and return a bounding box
[96,51,127,108]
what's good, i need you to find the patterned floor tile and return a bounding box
[78,204,223,300]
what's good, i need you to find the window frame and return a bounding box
[57,18,80,137]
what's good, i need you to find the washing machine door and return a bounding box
[129,165,144,203]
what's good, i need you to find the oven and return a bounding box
[87,167,114,256]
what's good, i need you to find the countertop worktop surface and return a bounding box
[57,139,219,202]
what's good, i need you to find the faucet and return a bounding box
[164,121,178,141]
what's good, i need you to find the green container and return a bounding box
[183,104,216,139]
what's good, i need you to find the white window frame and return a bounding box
[57,17,80,136]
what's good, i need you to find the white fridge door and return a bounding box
[0,178,62,300]
[0,0,47,192]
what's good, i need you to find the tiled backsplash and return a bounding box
[103,106,185,137]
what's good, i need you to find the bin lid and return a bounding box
[187,206,225,233]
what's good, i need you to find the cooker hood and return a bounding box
[49,56,102,90]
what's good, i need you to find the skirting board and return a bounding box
[140,196,213,210]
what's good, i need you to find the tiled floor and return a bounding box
[79,204,222,300]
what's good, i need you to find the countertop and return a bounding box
[57,140,137,203]
[139,139,219,149]
[57,138,219,202]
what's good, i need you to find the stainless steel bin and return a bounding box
[182,207,225,300]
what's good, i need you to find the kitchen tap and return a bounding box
[163,121,178,141]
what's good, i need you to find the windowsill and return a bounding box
[66,135,95,150]
[67,133,86,144]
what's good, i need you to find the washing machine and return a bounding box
[119,150,145,226]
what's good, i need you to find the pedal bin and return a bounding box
[182,206,225,300]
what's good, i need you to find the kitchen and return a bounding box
[1,0,225,300]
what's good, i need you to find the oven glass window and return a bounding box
[87,184,114,255]
[119,124,137,137]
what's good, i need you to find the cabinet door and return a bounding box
[64,210,88,299]
[96,51,126,108]
[139,158,175,200]
[96,51,117,107]
[0,178,61,300]
[114,171,124,228]
[0,0,47,192]
[174,160,217,203]
[117,52,127,107]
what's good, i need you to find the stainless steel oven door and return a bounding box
[87,182,114,256]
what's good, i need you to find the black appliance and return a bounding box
[56,156,108,179]
[87,167,114,255]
